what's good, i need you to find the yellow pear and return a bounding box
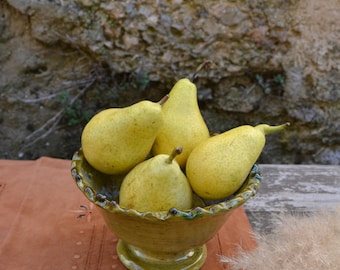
[119,147,192,212]
[186,123,290,200]
[81,99,165,175]
[152,78,210,168]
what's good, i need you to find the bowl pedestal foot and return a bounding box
[117,239,207,270]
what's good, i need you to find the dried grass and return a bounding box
[221,208,340,270]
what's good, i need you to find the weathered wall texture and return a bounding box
[0,0,339,164]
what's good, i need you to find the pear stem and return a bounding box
[158,94,169,105]
[166,147,183,164]
[191,60,215,82]
[255,122,290,135]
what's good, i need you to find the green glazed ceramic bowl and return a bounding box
[71,149,262,270]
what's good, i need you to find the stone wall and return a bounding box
[1,0,339,164]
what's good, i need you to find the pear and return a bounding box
[186,123,290,200]
[152,78,210,168]
[119,147,192,212]
[81,99,165,175]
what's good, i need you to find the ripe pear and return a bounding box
[186,123,290,200]
[152,78,210,168]
[81,100,164,175]
[119,147,192,212]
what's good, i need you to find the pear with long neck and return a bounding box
[152,78,210,168]
[119,147,192,212]
[186,123,290,200]
[81,99,165,175]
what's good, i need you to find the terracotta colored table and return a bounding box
[0,157,256,270]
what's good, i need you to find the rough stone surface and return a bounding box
[0,0,339,164]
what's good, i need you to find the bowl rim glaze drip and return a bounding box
[71,149,262,221]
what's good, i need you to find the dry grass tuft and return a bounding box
[221,208,340,270]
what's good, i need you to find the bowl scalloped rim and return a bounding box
[71,149,262,221]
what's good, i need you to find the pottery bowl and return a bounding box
[71,149,262,269]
